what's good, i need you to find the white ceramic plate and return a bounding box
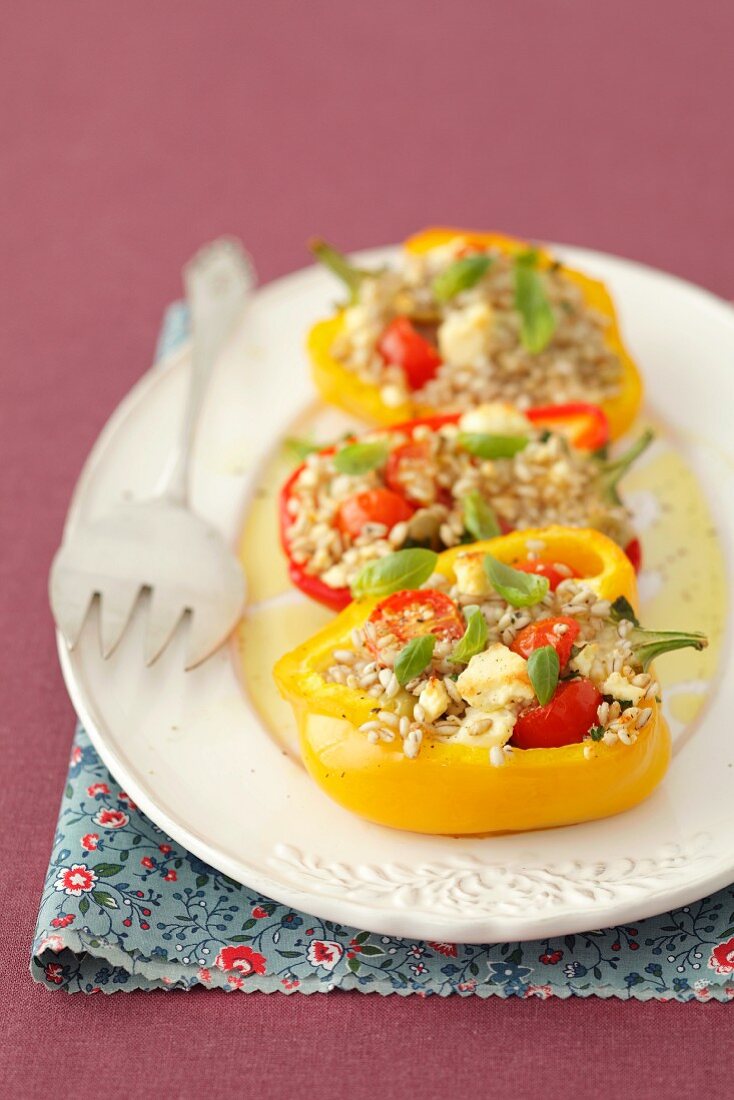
[57,244,734,943]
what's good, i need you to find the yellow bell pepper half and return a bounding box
[307,227,643,441]
[274,527,670,836]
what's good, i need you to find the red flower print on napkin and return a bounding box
[306,940,344,972]
[214,945,267,977]
[709,936,734,975]
[53,864,97,896]
[93,808,129,829]
[428,942,458,958]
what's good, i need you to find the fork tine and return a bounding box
[144,591,187,667]
[98,578,142,658]
[185,600,243,671]
[49,552,95,649]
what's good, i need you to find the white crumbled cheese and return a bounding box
[456,644,535,712]
[569,643,600,679]
[418,677,450,724]
[452,552,491,596]
[438,302,494,365]
[450,707,518,749]
[380,383,408,408]
[601,670,646,705]
[458,402,532,438]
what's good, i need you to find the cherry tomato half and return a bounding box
[512,558,579,591]
[366,590,465,662]
[510,616,580,669]
[377,317,442,391]
[512,677,602,750]
[335,489,414,540]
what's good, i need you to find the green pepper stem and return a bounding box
[309,238,371,303]
[628,627,708,671]
[597,429,654,504]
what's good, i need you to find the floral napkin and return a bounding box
[30,726,734,999]
[32,306,734,999]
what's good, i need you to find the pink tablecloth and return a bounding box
[2,1,733,1094]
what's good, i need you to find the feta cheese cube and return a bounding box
[458,402,531,438]
[457,644,535,712]
[569,643,600,679]
[601,671,646,705]
[418,677,450,723]
[438,302,494,365]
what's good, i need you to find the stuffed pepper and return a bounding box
[281,401,650,609]
[274,528,706,835]
[308,227,642,440]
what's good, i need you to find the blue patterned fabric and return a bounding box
[30,727,734,998]
[31,306,734,998]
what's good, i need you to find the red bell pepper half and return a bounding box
[279,403,639,610]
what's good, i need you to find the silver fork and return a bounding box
[49,238,251,669]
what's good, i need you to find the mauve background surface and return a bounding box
[2,1,733,1095]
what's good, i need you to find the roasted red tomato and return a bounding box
[510,616,581,669]
[512,558,579,591]
[512,677,602,750]
[377,317,442,390]
[366,590,465,661]
[335,489,414,539]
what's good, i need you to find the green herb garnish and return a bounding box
[457,432,529,459]
[351,548,438,598]
[394,634,436,686]
[609,595,639,627]
[527,645,560,705]
[514,251,556,353]
[333,440,389,475]
[462,491,501,541]
[449,605,489,665]
[309,238,376,304]
[588,725,605,742]
[483,555,549,607]
[284,437,321,462]
[432,254,493,301]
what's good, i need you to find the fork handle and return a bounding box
[160,238,254,505]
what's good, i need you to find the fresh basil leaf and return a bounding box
[609,595,639,627]
[449,605,489,665]
[514,257,556,353]
[588,724,605,742]
[352,548,438,598]
[483,555,549,607]
[462,491,501,541]
[284,437,319,462]
[432,254,493,301]
[457,432,529,459]
[527,645,560,705]
[333,440,389,475]
[394,634,436,686]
